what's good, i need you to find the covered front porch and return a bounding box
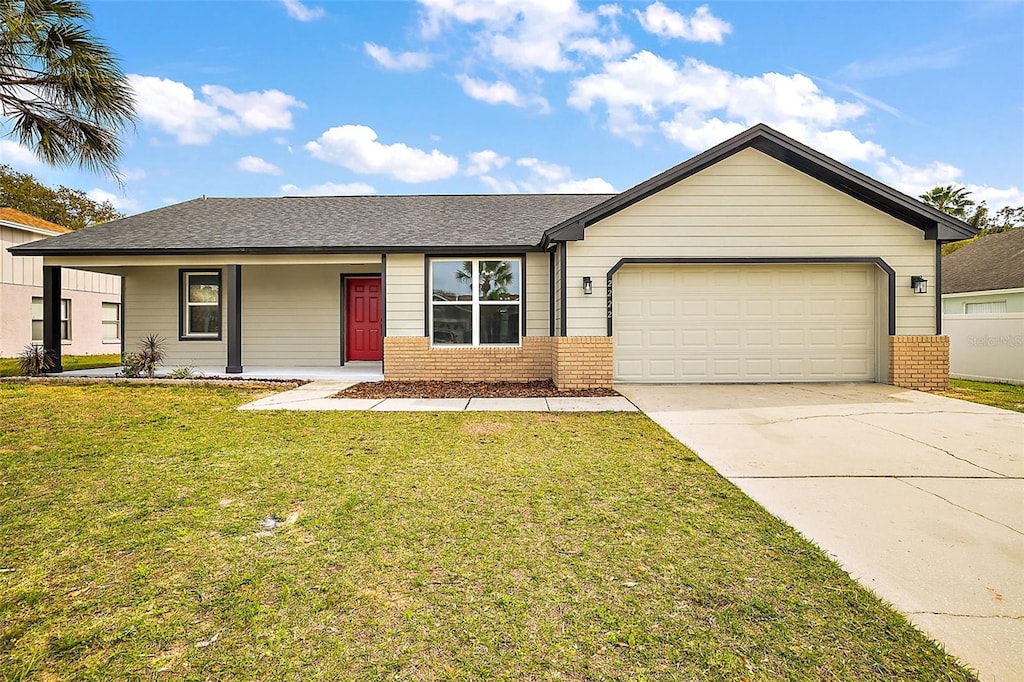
[37,254,385,375]
[56,361,384,382]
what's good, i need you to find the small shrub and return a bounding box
[137,334,167,378]
[167,366,199,380]
[118,352,145,378]
[17,345,52,377]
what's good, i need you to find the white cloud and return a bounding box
[305,125,459,182]
[87,188,140,213]
[870,158,1023,211]
[120,168,147,182]
[364,43,433,71]
[477,154,615,193]
[456,75,550,112]
[466,149,509,176]
[236,155,283,175]
[280,0,325,22]
[635,3,732,44]
[128,75,305,145]
[419,0,628,72]
[281,181,376,196]
[568,52,869,155]
[0,140,42,167]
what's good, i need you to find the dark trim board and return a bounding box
[42,265,63,373]
[12,244,546,258]
[604,257,898,336]
[224,265,242,373]
[559,244,567,337]
[548,249,555,337]
[935,242,943,335]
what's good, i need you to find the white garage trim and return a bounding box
[609,258,895,384]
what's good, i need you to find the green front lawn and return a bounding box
[0,353,121,377]
[0,384,975,680]
[943,378,1024,413]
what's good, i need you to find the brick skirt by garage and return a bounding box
[888,335,950,391]
[383,336,614,389]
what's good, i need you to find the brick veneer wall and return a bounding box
[383,336,553,382]
[888,335,950,391]
[551,336,614,389]
[382,335,615,388]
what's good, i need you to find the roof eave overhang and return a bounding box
[543,124,978,244]
[8,243,545,258]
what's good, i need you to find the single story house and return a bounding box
[1,208,122,358]
[941,229,1024,384]
[9,125,975,390]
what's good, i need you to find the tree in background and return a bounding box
[1,0,135,177]
[0,164,121,229]
[921,185,1024,255]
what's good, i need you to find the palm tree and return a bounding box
[455,260,516,300]
[1,0,135,177]
[919,185,975,220]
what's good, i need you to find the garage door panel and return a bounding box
[614,264,877,383]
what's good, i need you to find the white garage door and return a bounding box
[614,263,878,383]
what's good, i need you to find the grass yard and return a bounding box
[943,378,1024,413]
[0,384,975,680]
[0,353,121,377]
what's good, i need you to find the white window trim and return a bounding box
[181,270,222,340]
[31,296,71,342]
[429,257,522,347]
[102,302,121,343]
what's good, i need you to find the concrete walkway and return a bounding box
[237,380,638,412]
[619,382,1023,682]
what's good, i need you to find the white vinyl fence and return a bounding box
[944,313,1024,384]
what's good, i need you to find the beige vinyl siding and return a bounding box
[243,264,378,366]
[525,252,550,337]
[123,266,225,367]
[565,148,936,337]
[384,254,425,337]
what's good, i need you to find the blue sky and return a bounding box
[1,0,1022,216]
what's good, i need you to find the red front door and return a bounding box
[346,278,382,361]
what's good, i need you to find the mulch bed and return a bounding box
[332,380,620,399]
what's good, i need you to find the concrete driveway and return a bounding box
[618,383,1023,682]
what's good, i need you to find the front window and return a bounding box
[431,258,521,345]
[102,302,121,341]
[181,271,221,339]
[31,297,70,342]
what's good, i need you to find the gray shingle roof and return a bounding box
[943,229,1024,294]
[11,194,613,255]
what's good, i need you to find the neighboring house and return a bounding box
[8,125,975,390]
[942,230,1024,384]
[0,208,122,358]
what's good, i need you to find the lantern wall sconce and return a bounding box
[911,276,928,294]
[582,276,593,295]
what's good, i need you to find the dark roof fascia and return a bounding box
[7,244,545,258]
[542,124,977,247]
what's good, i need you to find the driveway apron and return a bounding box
[619,382,1024,682]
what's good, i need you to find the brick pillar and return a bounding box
[889,335,950,391]
[551,336,613,390]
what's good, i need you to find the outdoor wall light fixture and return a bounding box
[911,276,928,294]
[582,276,593,295]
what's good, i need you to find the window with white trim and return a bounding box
[31,297,70,342]
[102,302,121,341]
[430,258,521,345]
[181,271,221,339]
